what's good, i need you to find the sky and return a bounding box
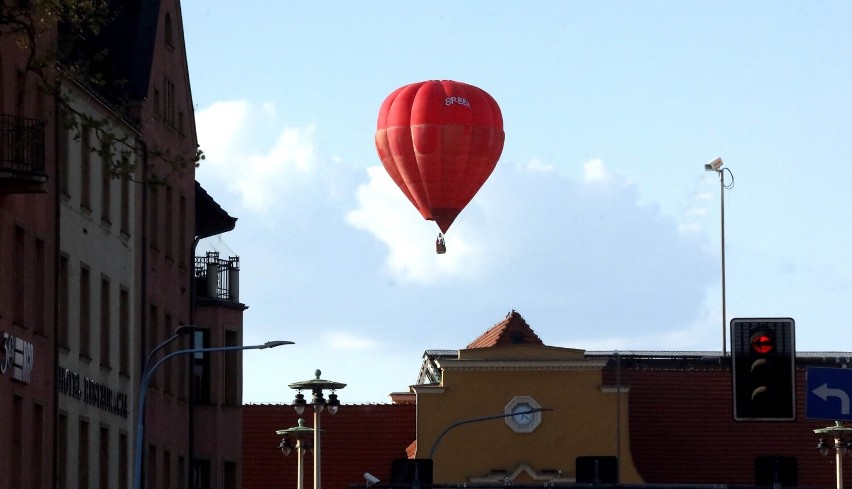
[181,2,852,404]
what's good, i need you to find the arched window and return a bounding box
[164,13,174,46]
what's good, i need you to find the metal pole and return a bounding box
[297,439,305,489]
[133,341,292,489]
[314,406,322,489]
[720,170,727,356]
[836,437,843,489]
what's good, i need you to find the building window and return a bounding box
[193,459,211,489]
[224,330,240,406]
[164,77,176,127]
[119,433,129,489]
[193,329,211,404]
[153,87,161,117]
[224,461,237,489]
[164,13,174,46]
[13,226,25,326]
[79,418,90,489]
[149,186,159,251]
[32,403,44,488]
[80,265,91,358]
[60,110,70,196]
[178,195,187,267]
[58,413,68,489]
[99,426,110,489]
[148,305,158,385]
[164,185,173,260]
[120,173,130,235]
[164,313,173,394]
[101,143,112,224]
[147,446,157,489]
[81,125,91,210]
[163,450,172,489]
[58,255,70,348]
[33,237,46,334]
[12,396,22,488]
[119,288,130,375]
[100,277,111,368]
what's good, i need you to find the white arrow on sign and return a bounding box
[812,383,851,415]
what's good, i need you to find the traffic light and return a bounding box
[731,318,795,421]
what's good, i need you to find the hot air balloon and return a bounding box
[375,80,505,253]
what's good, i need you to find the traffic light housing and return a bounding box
[731,318,795,421]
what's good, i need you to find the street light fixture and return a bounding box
[133,338,293,489]
[276,418,314,489]
[704,157,734,356]
[815,421,852,489]
[289,370,346,489]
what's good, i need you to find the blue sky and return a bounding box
[182,2,852,403]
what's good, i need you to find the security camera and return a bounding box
[704,157,723,172]
[364,473,380,486]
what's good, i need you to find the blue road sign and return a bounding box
[807,367,852,421]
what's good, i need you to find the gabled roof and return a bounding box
[466,310,544,348]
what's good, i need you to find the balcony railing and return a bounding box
[194,251,240,302]
[0,114,47,193]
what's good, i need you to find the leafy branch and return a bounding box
[2,0,204,186]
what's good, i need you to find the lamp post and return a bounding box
[704,157,733,356]
[815,421,852,489]
[277,418,314,489]
[133,339,293,489]
[289,370,346,489]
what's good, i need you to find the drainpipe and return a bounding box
[188,235,199,489]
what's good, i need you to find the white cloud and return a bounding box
[345,166,486,284]
[323,331,379,350]
[517,158,556,173]
[196,101,317,214]
[583,159,613,184]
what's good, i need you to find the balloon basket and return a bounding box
[436,233,446,254]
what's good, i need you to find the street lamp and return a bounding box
[704,157,734,356]
[289,369,346,489]
[133,339,293,489]
[815,421,852,489]
[277,418,314,489]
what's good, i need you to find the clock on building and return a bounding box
[504,396,542,433]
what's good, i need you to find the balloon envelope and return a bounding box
[375,80,504,233]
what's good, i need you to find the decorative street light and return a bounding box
[289,370,346,489]
[704,157,734,356]
[133,339,294,489]
[276,418,314,489]
[815,421,852,489]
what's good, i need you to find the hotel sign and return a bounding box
[0,331,34,384]
[57,366,129,418]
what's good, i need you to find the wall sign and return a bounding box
[57,366,129,418]
[1,331,34,384]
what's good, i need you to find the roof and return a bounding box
[243,403,416,489]
[195,181,237,239]
[466,310,544,348]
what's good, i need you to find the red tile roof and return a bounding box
[467,310,544,348]
[243,403,416,489]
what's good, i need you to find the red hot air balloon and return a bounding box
[375,80,505,253]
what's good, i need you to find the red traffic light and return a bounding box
[750,332,774,355]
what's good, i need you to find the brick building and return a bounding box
[243,311,851,488]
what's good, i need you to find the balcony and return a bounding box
[194,251,240,303]
[0,114,47,194]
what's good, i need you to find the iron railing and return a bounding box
[194,251,240,302]
[0,114,45,174]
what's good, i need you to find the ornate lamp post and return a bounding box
[815,421,852,489]
[277,418,314,489]
[289,370,346,489]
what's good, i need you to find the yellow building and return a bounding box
[412,310,641,484]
